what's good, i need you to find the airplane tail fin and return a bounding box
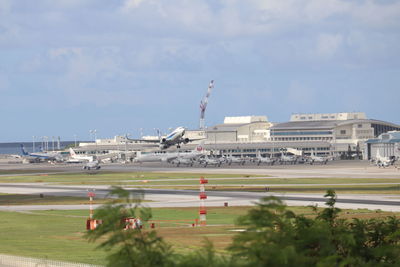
[69,148,77,157]
[155,129,161,140]
[257,150,261,158]
[194,140,205,153]
[20,144,28,156]
[376,149,382,159]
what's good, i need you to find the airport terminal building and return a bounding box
[200,112,400,158]
[365,131,400,160]
[78,112,400,160]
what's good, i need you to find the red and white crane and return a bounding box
[199,80,214,130]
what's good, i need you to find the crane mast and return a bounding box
[199,80,214,130]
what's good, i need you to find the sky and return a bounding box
[0,0,399,142]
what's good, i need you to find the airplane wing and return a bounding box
[126,138,160,143]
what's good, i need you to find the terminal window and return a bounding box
[340,130,346,135]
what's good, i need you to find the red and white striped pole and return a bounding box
[199,176,208,226]
[88,190,95,220]
[87,189,96,230]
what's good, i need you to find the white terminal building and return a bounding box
[77,112,400,160]
[200,112,400,159]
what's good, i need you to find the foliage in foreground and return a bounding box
[85,187,173,267]
[86,188,400,267]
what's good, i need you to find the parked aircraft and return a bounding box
[308,150,328,165]
[20,145,64,162]
[254,151,275,166]
[135,142,205,163]
[66,148,94,163]
[169,157,194,167]
[374,150,394,168]
[129,127,201,149]
[225,154,246,165]
[279,152,297,164]
[199,156,222,167]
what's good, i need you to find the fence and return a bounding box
[0,254,103,267]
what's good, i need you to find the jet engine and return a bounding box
[160,144,169,149]
[183,138,190,144]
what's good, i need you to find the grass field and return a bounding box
[1,206,398,264]
[0,193,141,205]
[1,171,400,195]
[0,172,262,184]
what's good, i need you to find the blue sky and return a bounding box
[0,0,399,142]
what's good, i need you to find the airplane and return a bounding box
[169,157,194,167]
[308,150,328,165]
[374,149,394,168]
[83,160,101,170]
[198,155,222,167]
[134,150,177,163]
[20,145,64,162]
[129,127,200,149]
[254,151,275,166]
[225,154,246,166]
[279,151,297,164]
[134,142,205,163]
[66,148,94,163]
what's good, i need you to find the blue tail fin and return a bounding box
[20,144,28,156]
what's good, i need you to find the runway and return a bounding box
[1,183,400,212]
[1,160,400,212]
[1,160,399,178]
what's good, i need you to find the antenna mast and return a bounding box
[199,80,214,130]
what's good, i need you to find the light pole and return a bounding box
[74,134,77,147]
[125,133,131,161]
[89,130,97,142]
[90,130,97,155]
[32,136,35,153]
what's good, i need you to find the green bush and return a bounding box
[87,188,400,266]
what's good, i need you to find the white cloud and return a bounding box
[0,0,11,14]
[351,0,400,28]
[48,47,82,59]
[121,0,146,11]
[316,33,343,59]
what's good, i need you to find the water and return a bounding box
[0,141,79,155]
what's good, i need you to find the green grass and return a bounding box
[1,206,398,263]
[191,184,400,195]
[116,177,400,186]
[0,172,263,184]
[0,169,67,175]
[0,210,106,264]
[0,193,123,205]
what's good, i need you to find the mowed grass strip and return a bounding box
[119,177,400,186]
[1,206,399,263]
[0,169,66,175]
[0,210,106,265]
[0,193,118,205]
[0,172,263,184]
[200,184,400,194]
